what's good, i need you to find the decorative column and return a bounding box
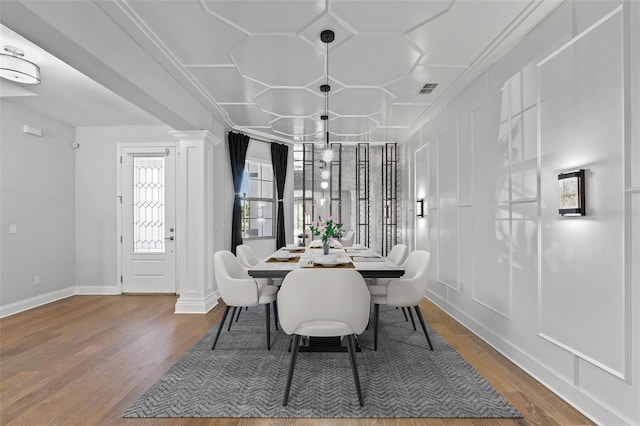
[171,130,221,313]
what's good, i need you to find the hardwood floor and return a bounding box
[0,295,592,426]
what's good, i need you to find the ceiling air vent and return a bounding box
[419,83,438,95]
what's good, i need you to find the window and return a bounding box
[240,159,275,239]
[133,156,165,253]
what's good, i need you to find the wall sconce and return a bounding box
[558,169,585,216]
[416,199,425,217]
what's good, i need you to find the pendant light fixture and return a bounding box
[320,29,334,163]
[0,46,41,85]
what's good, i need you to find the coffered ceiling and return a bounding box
[0,0,562,143]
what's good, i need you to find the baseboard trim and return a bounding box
[174,291,219,314]
[425,291,632,426]
[75,285,120,295]
[0,287,76,318]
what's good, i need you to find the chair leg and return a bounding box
[211,305,231,350]
[283,334,301,406]
[235,305,243,322]
[346,334,364,406]
[400,307,409,321]
[273,300,279,331]
[414,305,434,350]
[406,307,417,331]
[373,303,380,351]
[265,303,271,350]
[228,307,237,331]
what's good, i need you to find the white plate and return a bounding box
[272,253,293,261]
[314,259,338,266]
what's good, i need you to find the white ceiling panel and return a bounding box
[299,12,356,51]
[127,1,246,65]
[371,104,426,127]
[232,36,324,86]
[331,116,378,136]
[188,67,265,103]
[272,117,324,137]
[368,127,408,142]
[407,0,532,66]
[331,0,454,33]
[255,88,324,117]
[330,88,395,116]
[203,0,325,35]
[224,104,277,127]
[385,64,465,103]
[331,34,422,86]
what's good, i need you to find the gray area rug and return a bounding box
[123,305,521,418]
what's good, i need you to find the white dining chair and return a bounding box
[386,244,408,266]
[340,230,355,247]
[236,244,262,269]
[211,251,279,350]
[277,269,370,406]
[236,244,270,290]
[368,250,433,352]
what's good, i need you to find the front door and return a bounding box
[120,146,176,293]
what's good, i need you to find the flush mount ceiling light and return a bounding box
[320,29,334,163]
[0,46,40,85]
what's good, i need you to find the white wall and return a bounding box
[406,1,640,424]
[0,101,76,315]
[74,125,175,293]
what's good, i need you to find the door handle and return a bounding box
[165,236,174,241]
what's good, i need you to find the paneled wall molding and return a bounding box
[427,293,632,425]
[410,1,638,423]
[538,332,626,380]
[436,123,460,291]
[537,5,629,381]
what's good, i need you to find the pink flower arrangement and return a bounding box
[309,215,343,244]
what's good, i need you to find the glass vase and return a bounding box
[322,239,330,255]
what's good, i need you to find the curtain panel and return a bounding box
[271,143,289,249]
[228,131,250,254]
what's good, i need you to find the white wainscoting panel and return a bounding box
[415,144,430,251]
[428,140,438,213]
[458,115,473,207]
[511,107,537,201]
[632,1,640,189]
[472,95,511,318]
[437,124,459,290]
[538,9,626,377]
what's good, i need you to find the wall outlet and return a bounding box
[33,276,41,286]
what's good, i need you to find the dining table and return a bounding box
[247,245,405,353]
[247,246,405,280]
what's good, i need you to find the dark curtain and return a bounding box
[228,131,250,254]
[271,143,289,249]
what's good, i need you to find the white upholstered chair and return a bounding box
[236,244,263,269]
[277,269,370,406]
[236,244,270,292]
[340,230,355,247]
[368,250,433,351]
[211,251,279,350]
[386,244,408,266]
